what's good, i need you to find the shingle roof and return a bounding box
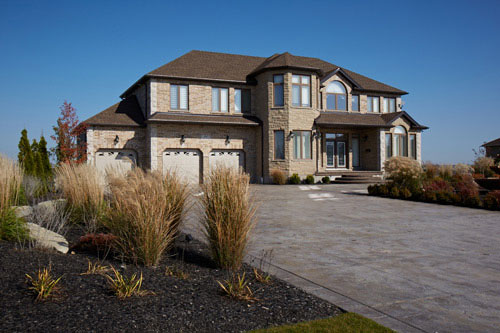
[482,137,500,147]
[121,50,407,97]
[315,111,427,130]
[83,95,145,127]
[147,113,261,126]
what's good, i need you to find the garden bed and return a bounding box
[0,230,341,332]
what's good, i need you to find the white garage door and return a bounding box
[209,150,244,172]
[95,150,137,175]
[163,149,201,183]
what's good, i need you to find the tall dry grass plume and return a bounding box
[55,163,106,232]
[200,166,257,270]
[0,154,23,211]
[106,168,188,266]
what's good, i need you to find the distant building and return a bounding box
[482,138,500,160]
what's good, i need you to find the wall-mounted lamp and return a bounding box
[312,132,321,140]
[288,131,295,140]
[180,135,185,144]
[225,135,231,145]
[114,135,119,145]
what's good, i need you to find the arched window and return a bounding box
[326,81,347,111]
[394,126,407,157]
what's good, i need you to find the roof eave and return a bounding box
[248,65,324,78]
[145,118,260,127]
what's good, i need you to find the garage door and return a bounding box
[163,149,201,183]
[209,150,244,172]
[95,150,137,175]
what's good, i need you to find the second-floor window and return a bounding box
[235,89,251,113]
[326,81,346,111]
[367,96,380,112]
[170,85,188,110]
[292,75,310,107]
[212,87,228,112]
[383,97,396,113]
[352,95,359,111]
[273,75,284,107]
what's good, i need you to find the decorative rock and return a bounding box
[36,199,67,214]
[26,222,69,254]
[14,206,33,219]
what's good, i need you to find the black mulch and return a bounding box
[0,229,342,333]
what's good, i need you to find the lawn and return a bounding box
[252,312,394,333]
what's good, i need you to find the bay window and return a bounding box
[292,75,311,107]
[170,85,188,110]
[293,131,311,159]
[367,96,379,112]
[326,81,347,111]
[273,75,284,107]
[212,87,228,112]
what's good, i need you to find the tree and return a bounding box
[51,101,87,164]
[31,139,43,177]
[18,129,35,175]
[38,136,52,178]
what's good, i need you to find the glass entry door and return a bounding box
[325,133,347,168]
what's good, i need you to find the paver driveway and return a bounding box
[184,184,500,332]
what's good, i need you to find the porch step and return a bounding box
[332,174,385,184]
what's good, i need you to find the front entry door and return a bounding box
[337,141,346,168]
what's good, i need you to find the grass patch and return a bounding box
[25,265,62,301]
[105,266,148,298]
[251,312,394,333]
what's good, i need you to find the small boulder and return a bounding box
[14,206,33,219]
[26,222,69,254]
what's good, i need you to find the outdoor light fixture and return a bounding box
[288,131,295,140]
[180,135,185,144]
[312,131,321,140]
[114,135,119,144]
[225,135,231,144]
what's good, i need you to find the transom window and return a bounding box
[235,89,251,113]
[170,85,188,110]
[212,87,228,112]
[292,75,311,107]
[383,97,396,113]
[352,95,359,111]
[394,126,407,157]
[326,81,347,111]
[367,96,380,113]
[273,75,284,107]
[293,131,311,159]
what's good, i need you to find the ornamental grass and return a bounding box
[55,163,106,232]
[200,166,257,271]
[105,169,188,266]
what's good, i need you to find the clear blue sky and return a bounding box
[1,0,499,164]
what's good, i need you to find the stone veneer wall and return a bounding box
[86,126,148,167]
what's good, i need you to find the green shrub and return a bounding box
[367,184,378,195]
[200,167,256,270]
[288,173,301,185]
[321,176,331,184]
[305,175,315,184]
[400,187,412,199]
[379,184,389,196]
[389,186,400,198]
[0,207,29,241]
[423,190,437,202]
[463,195,481,208]
[270,169,286,185]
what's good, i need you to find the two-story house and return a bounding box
[84,50,428,183]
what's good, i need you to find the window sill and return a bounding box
[291,106,312,109]
[169,109,190,112]
[272,159,286,162]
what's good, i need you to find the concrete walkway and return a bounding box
[184,184,500,332]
